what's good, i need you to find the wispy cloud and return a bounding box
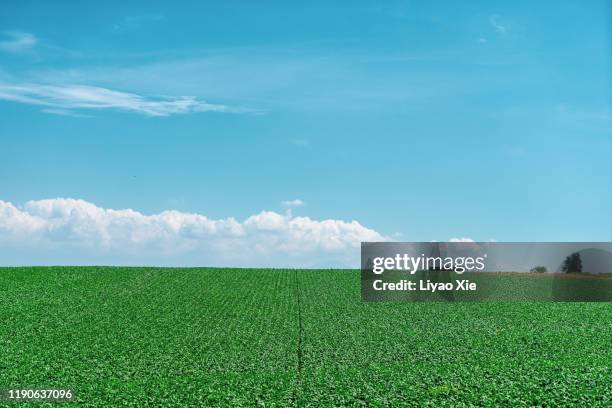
[41,108,91,118]
[0,83,256,116]
[26,50,462,114]
[489,15,509,35]
[0,31,37,52]
[281,199,304,207]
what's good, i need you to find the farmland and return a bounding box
[0,267,610,406]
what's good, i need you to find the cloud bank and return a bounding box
[0,83,254,116]
[0,198,387,267]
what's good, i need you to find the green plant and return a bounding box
[0,267,609,406]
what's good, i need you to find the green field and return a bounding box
[0,268,610,406]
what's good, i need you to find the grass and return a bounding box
[0,267,610,406]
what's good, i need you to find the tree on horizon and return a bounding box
[530,266,547,273]
[561,252,583,273]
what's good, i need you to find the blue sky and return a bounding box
[0,1,610,266]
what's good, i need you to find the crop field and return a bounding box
[0,267,610,406]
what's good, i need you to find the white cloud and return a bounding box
[0,198,387,267]
[281,199,304,207]
[489,15,509,35]
[449,237,475,242]
[0,31,37,52]
[0,83,256,116]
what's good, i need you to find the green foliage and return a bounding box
[562,252,583,273]
[530,266,548,273]
[0,267,610,406]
